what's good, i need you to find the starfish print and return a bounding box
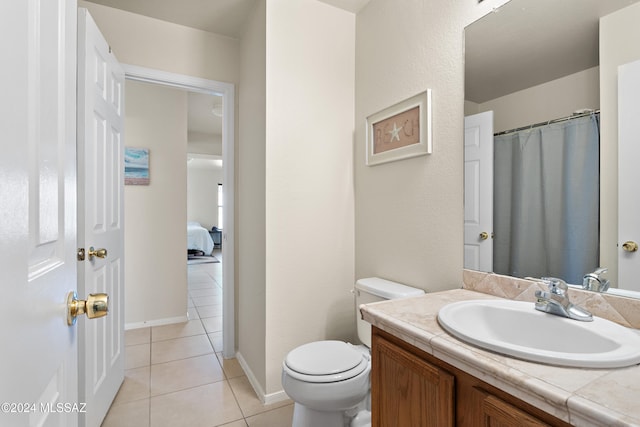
[388,122,403,142]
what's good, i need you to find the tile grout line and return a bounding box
[111,262,231,427]
[190,269,249,427]
[147,323,153,427]
[192,262,253,427]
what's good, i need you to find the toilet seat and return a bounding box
[284,340,369,383]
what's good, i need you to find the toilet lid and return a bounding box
[285,340,364,376]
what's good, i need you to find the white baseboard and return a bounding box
[125,315,189,330]
[235,351,291,405]
[264,387,291,405]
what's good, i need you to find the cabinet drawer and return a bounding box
[480,390,551,427]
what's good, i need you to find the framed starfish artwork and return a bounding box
[365,89,432,166]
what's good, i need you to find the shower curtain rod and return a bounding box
[494,109,600,136]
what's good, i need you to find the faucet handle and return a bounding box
[540,277,568,296]
[592,267,608,276]
[583,267,610,292]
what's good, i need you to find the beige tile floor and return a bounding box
[102,256,294,427]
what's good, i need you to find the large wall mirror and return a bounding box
[464,0,640,297]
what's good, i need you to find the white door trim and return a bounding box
[122,64,236,358]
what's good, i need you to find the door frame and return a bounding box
[123,64,236,358]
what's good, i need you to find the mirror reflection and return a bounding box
[463,0,640,296]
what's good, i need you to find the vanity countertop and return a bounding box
[360,288,640,426]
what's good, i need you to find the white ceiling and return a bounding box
[188,92,223,136]
[465,0,640,103]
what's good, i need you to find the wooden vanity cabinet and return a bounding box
[372,328,455,426]
[371,328,572,427]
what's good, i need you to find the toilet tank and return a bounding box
[355,277,425,347]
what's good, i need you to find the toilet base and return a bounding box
[350,410,371,427]
[291,403,372,427]
[292,403,348,427]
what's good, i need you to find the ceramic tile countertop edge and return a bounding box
[430,334,573,422]
[359,307,437,354]
[359,289,640,426]
[567,395,639,427]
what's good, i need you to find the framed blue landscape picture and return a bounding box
[124,147,150,185]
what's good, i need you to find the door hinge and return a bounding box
[77,248,86,261]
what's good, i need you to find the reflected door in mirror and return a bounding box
[464,111,493,271]
[618,59,640,293]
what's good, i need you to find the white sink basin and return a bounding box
[437,299,640,368]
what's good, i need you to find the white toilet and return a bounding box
[281,277,425,427]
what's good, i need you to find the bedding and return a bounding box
[187,221,214,255]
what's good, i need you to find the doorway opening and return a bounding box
[124,64,235,358]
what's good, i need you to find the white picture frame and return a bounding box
[365,89,432,166]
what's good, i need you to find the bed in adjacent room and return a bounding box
[187,221,214,255]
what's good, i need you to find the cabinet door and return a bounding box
[372,335,454,427]
[482,393,551,427]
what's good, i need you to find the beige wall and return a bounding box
[600,2,640,286]
[187,163,223,230]
[237,0,356,399]
[475,67,599,133]
[354,0,508,293]
[238,0,267,392]
[263,0,355,396]
[124,80,188,325]
[78,1,240,84]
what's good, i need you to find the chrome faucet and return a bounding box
[582,268,610,293]
[534,277,593,322]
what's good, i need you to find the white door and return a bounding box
[0,1,79,427]
[76,9,125,427]
[464,111,494,271]
[618,59,640,292]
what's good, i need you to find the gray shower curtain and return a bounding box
[493,114,600,285]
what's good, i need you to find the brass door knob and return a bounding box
[622,241,639,252]
[66,291,109,326]
[479,232,489,240]
[88,246,108,260]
